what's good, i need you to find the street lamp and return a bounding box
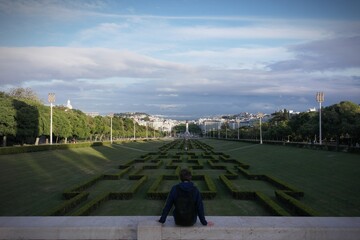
[218,122,220,139]
[48,93,55,144]
[258,113,264,144]
[316,92,325,145]
[236,118,240,140]
[109,113,114,144]
[225,121,228,139]
[204,121,207,138]
[146,121,148,140]
[133,119,136,140]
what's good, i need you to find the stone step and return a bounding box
[1,216,359,240]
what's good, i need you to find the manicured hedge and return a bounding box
[147,174,216,200]
[219,175,304,216]
[222,158,250,169]
[45,192,89,216]
[73,192,110,216]
[201,153,215,159]
[236,166,265,180]
[147,175,169,200]
[103,167,132,180]
[0,142,107,155]
[143,160,162,169]
[63,167,133,199]
[264,175,304,198]
[129,175,147,193]
[166,160,178,169]
[193,174,216,199]
[255,191,290,216]
[208,160,227,169]
[39,138,319,216]
[63,174,104,199]
[72,176,148,216]
[225,167,238,177]
[275,190,318,216]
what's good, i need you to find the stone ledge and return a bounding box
[1,216,360,240]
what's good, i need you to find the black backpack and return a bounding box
[174,185,197,226]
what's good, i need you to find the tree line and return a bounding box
[209,101,360,147]
[1,88,359,147]
[0,88,163,146]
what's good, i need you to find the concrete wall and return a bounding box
[1,216,360,240]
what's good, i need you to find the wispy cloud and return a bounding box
[269,36,360,71]
[0,0,105,19]
[174,25,331,40]
[0,47,191,84]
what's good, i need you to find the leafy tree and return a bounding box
[0,92,16,146]
[12,99,39,144]
[37,105,50,137]
[68,110,90,139]
[322,101,360,146]
[52,108,72,143]
[8,87,41,103]
[269,109,290,124]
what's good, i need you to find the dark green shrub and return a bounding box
[45,192,89,216]
[255,191,290,216]
[73,192,110,216]
[63,174,104,197]
[264,175,304,197]
[275,190,318,216]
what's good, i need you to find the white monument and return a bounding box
[66,99,73,110]
[185,120,190,136]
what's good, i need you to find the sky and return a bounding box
[0,0,359,120]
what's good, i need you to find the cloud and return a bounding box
[1,3,359,118]
[174,25,330,40]
[168,47,294,69]
[0,47,190,84]
[146,104,185,111]
[268,36,360,71]
[0,0,105,20]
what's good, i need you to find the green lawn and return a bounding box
[204,139,360,216]
[0,139,359,216]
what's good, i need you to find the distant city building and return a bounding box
[128,113,179,133]
[197,113,272,131]
[86,112,100,117]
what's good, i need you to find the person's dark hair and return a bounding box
[179,168,192,182]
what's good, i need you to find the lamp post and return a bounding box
[218,122,220,139]
[146,121,148,139]
[109,113,114,144]
[225,121,228,139]
[133,119,136,140]
[237,118,240,140]
[258,113,264,144]
[204,121,206,138]
[48,93,55,144]
[316,92,324,145]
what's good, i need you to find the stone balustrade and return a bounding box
[1,216,360,240]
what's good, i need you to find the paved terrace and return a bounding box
[1,216,360,240]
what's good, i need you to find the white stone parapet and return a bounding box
[1,216,360,240]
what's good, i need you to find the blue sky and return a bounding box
[0,0,359,119]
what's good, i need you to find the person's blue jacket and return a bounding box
[159,181,208,225]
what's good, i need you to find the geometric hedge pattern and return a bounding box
[46,139,318,216]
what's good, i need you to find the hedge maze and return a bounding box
[46,139,318,216]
